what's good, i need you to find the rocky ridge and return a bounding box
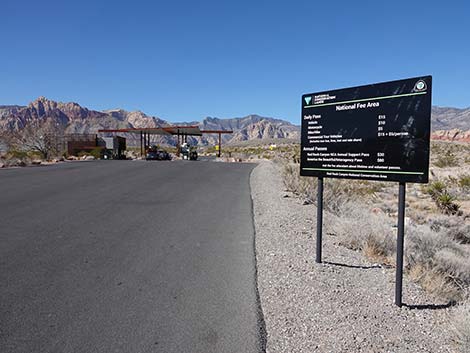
[431,129,470,143]
[0,97,300,145]
[431,106,470,131]
[1,97,469,145]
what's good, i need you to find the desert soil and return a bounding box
[251,161,457,353]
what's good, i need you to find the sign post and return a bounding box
[301,76,432,306]
[316,177,324,263]
[395,182,406,307]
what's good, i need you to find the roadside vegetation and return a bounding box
[0,121,66,167]
[449,297,470,349]
[255,140,470,351]
[207,141,300,162]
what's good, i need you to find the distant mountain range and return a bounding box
[1,97,469,145]
[0,97,300,146]
[431,106,470,131]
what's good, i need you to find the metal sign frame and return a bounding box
[303,76,432,307]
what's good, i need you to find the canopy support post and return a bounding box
[218,132,221,157]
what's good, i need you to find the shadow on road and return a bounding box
[403,302,456,310]
[324,261,382,270]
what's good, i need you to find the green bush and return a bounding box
[6,150,29,159]
[205,146,216,154]
[435,149,458,168]
[426,180,446,199]
[424,180,461,215]
[430,216,470,244]
[449,299,470,351]
[436,192,461,215]
[89,148,102,159]
[458,174,470,189]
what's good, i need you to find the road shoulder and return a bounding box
[250,161,455,352]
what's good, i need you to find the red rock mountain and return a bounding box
[431,129,470,143]
[2,97,469,144]
[0,97,300,145]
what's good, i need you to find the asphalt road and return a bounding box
[0,160,264,353]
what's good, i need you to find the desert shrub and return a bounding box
[435,149,458,168]
[430,216,470,244]
[1,157,27,167]
[27,151,43,159]
[328,202,395,262]
[447,224,470,244]
[458,174,470,189]
[405,224,469,300]
[280,162,382,215]
[164,146,178,154]
[448,175,470,202]
[436,192,461,215]
[1,149,34,166]
[6,150,29,159]
[425,180,461,215]
[406,225,447,267]
[89,148,102,159]
[205,146,216,154]
[426,180,447,198]
[262,153,272,160]
[448,298,470,351]
[413,265,461,300]
[434,250,470,290]
[281,163,316,199]
[290,144,300,163]
[322,179,378,215]
[392,217,468,299]
[328,199,470,300]
[279,153,469,299]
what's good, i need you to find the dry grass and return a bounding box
[424,180,462,215]
[408,264,460,300]
[327,201,470,302]
[0,149,45,167]
[274,140,470,348]
[431,141,470,168]
[280,161,468,287]
[218,143,300,162]
[459,174,470,190]
[281,162,384,215]
[430,215,470,244]
[281,162,470,302]
[448,296,470,352]
[328,202,395,258]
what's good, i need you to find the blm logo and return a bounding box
[414,80,427,92]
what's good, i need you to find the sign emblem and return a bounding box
[414,80,427,92]
[304,96,312,105]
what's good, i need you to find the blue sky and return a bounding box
[1,0,469,123]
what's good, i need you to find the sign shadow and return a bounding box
[403,302,456,311]
[323,261,382,270]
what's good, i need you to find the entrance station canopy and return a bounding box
[98,126,233,157]
[99,126,205,136]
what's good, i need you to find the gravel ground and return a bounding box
[251,161,457,353]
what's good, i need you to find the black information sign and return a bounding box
[300,76,432,183]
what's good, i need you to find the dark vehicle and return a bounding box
[180,143,198,160]
[146,149,171,161]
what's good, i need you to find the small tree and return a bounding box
[7,120,65,160]
[0,131,9,154]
